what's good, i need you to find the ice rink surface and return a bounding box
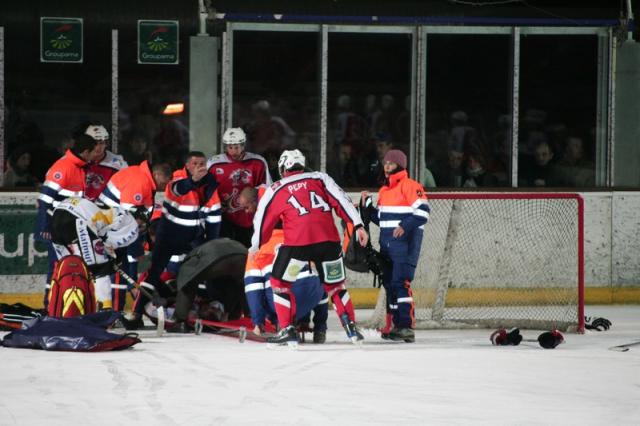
[1,305,638,426]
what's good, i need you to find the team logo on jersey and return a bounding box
[134,193,143,203]
[86,172,105,189]
[53,171,63,181]
[93,239,105,255]
[229,168,252,186]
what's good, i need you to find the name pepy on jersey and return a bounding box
[207,152,271,227]
[251,171,362,250]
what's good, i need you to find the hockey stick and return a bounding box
[191,318,270,343]
[112,263,165,336]
[608,340,640,352]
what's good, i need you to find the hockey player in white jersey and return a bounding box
[50,197,141,310]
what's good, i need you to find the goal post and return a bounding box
[365,192,585,333]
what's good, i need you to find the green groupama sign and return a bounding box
[40,17,83,63]
[138,20,179,65]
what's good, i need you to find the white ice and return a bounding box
[1,305,639,426]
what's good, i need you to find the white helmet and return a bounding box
[222,127,246,145]
[85,125,109,142]
[278,149,306,177]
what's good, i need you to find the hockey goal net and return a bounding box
[365,193,585,332]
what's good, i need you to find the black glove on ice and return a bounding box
[584,316,612,331]
[538,330,565,349]
[490,328,523,346]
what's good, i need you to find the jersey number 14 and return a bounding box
[287,191,330,216]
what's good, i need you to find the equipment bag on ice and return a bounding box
[48,254,96,318]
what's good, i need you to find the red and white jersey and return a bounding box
[207,152,271,228]
[251,171,362,250]
[84,151,128,201]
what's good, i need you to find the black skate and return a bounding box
[389,327,415,343]
[266,325,298,348]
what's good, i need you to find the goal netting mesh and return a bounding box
[364,193,584,332]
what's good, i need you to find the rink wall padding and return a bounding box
[2,287,639,310]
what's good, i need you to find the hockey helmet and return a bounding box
[85,125,109,142]
[222,127,246,145]
[278,149,306,177]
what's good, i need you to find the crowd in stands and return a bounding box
[2,101,596,191]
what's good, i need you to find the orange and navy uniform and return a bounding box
[36,149,88,238]
[84,151,128,201]
[371,169,429,265]
[365,169,430,329]
[133,167,220,315]
[98,160,156,310]
[98,160,156,216]
[163,167,221,241]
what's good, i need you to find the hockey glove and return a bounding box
[537,330,565,349]
[584,316,612,331]
[490,328,522,346]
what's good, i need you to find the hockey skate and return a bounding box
[341,314,364,344]
[389,327,415,343]
[266,325,299,348]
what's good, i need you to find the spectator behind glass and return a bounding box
[368,132,394,186]
[3,146,39,188]
[153,117,189,170]
[433,148,464,187]
[121,132,152,165]
[448,110,474,153]
[14,120,58,183]
[373,94,396,138]
[334,94,366,148]
[394,95,411,147]
[519,141,561,187]
[245,99,296,156]
[556,135,595,187]
[364,94,381,139]
[339,143,361,187]
[462,141,498,188]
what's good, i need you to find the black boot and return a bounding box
[389,327,415,343]
[120,314,144,331]
[313,330,326,344]
[166,321,190,334]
